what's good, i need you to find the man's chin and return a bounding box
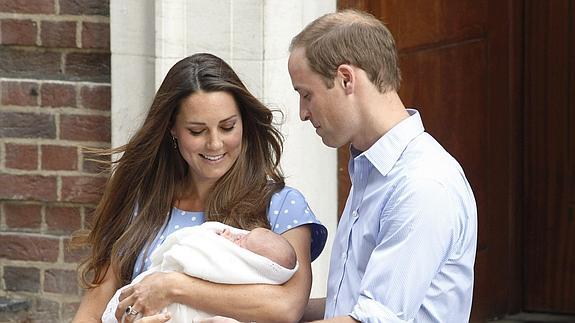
[321,136,344,149]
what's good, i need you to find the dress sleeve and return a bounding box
[267,187,328,262]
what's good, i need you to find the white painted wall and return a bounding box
[111,0,337,298]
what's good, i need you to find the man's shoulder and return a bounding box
[382,135,471,200]
[400,133,462,174]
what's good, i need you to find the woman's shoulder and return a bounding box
[270,185,307,202]
[267,186,317,229]
[267,186,328,262]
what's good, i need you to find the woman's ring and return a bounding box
[125,305,139,316]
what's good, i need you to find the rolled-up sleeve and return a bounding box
[350,289,413,323]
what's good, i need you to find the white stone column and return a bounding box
[261,0,337,298]
[111,0,337,298]
[110,0,156,148]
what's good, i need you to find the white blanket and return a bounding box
[102,222,298,322]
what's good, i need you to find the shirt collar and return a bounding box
[351,109,424,176]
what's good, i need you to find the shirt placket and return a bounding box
[332,156,370,311]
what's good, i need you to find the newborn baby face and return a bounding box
[219,228,249,248]
[219,227,271,251]
[218,227,296,269]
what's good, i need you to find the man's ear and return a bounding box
[337,64,355,95]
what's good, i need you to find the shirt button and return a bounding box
[342,252,346,259]
[352,211,358,218]
[333,295,337,301]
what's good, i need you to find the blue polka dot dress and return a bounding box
[132,186,328,279]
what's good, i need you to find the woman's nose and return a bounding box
[206,132,224,150]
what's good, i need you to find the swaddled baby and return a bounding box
[102,222,298,322]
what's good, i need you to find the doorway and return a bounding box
[336,0,575,321]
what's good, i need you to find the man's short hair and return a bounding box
[290,9,401,93]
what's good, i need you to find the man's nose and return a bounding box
[299,104,310,121]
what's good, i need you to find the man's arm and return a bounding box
[336,178,461,322]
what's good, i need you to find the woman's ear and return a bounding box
[169,127,176,138]
[336,64,355,95]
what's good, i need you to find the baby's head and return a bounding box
[220,227,297,269]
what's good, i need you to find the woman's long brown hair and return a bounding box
[71,53,285,288]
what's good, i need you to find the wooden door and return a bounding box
[523,0,575,314]
[337,1,523,321]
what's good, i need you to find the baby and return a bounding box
[218,226,297,269]
[103,222,298,323]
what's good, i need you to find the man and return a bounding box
[288,9,478,323]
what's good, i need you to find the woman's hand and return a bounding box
[114,271,181,321]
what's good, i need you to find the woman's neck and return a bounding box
[176,181,212,212]
[175,197,203,212]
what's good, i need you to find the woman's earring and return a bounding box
[172,136,178,149]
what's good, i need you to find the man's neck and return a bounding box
[352,90,409,151]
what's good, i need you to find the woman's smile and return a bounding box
[200,153,225,162]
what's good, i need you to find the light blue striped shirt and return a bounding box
[325,109,477,323]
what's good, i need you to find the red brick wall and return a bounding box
[0,0,110,321]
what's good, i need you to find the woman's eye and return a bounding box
[221,124,235,132]
[303,93,311,100]
[189,129,204,135]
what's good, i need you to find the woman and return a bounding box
[72,53,327,323]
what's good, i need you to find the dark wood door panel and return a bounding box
[472,251,490,320]
[340,0,487,51]
[337,1,529,321]
[399,40,489,252]
[523,0,575,313]
[381,0,487,51]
